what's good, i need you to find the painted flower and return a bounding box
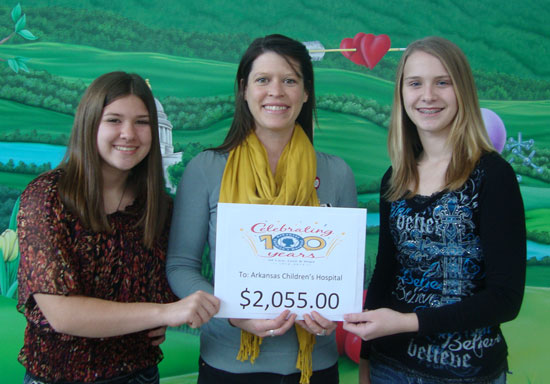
[0,229,19,262]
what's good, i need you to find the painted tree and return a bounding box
[0,3,37,73]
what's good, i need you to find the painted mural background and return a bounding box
[1,1,549,382]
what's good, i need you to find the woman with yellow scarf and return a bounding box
[167,34,357,384]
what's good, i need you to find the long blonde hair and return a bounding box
[386,36,494,201]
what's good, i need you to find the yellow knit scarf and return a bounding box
[219,124,318,384]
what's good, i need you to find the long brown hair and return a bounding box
[386,36,494,201]
[214,34,316,152]
[58,71,169,248]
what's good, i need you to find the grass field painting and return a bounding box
[0,1,549,382]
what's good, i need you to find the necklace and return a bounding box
[116,182,128,212]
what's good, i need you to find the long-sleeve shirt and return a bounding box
[362,152,526,383]
[166,149,357,374]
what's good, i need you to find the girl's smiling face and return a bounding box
[96,94,152,179]
[402,50,458,139]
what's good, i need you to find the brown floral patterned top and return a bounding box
[17,170,176,382]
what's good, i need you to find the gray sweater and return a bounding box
[166,149,357,374]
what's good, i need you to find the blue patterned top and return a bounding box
[362,152,526,383]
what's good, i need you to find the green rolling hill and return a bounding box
[1,44,548,187]
[2,0,549,79]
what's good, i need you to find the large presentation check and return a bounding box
[214,203,366,321]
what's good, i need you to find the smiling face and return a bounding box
[244,51,309,140]
[96,94,152,179]
[402,50,458,139]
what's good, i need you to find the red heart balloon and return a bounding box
[335,321,348,355]
[340,32,367,66]
[359,34,391,69]
[344,332,362,364]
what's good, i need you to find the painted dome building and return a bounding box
[155,98,182,192]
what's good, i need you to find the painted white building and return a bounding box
[155,98,182,192]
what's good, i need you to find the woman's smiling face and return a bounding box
[244,51,309,138]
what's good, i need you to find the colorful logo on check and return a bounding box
[242,221,343,261]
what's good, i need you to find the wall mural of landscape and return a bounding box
[1,1,549,382]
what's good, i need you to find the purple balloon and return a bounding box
[481,108,506,153]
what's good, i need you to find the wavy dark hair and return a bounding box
[214,34,316,152]
[57,71,169,248]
